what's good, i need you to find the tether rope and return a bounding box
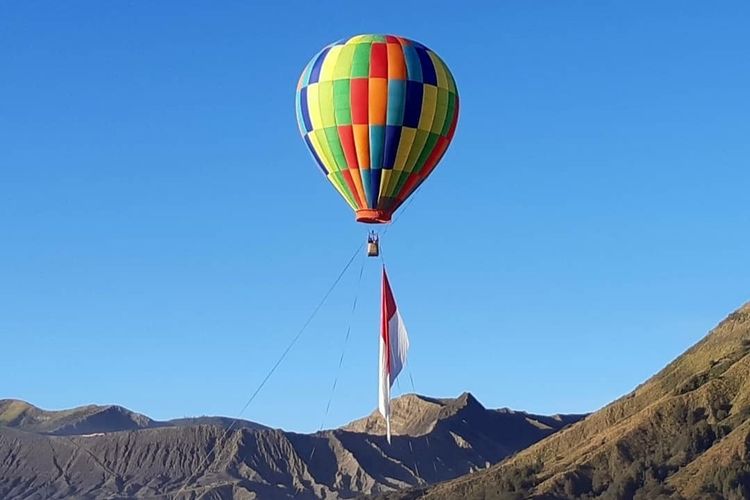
[173,241,364,498]
[318,251,366,432]
[105,192,423,499]
[308,251,366,461]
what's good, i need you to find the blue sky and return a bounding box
[1,1,749,432]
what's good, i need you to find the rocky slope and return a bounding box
[386,302,750,500]
[0,393,582,499]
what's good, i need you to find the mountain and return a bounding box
[385,302,750,500]
[344,393,584,455]
[0,399,268,435]
[0,393,583,499]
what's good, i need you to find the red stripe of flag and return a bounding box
[381,267,397,376]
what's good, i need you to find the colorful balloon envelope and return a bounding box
[295,34,459,224]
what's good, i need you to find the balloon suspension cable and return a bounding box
[366,181,426,259]
[405,359,429,485]
[173,242,365,498]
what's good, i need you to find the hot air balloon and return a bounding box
[295,34,459,229]
[294,36,450,435]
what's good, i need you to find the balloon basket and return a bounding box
[367,232,380,257]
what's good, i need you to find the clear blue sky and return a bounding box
[2,1,749,432]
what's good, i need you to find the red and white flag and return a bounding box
[378,266,410,444]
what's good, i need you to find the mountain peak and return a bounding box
[342,393,445,436]
[0,399,37,427]
[341,392,486,436]
[449,391,483,410]
[0,400,156,435]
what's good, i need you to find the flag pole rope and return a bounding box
[173,241,365,498]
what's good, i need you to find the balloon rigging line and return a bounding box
[381,184,424,237]
[406,363,432,485]
[173,241,365,498]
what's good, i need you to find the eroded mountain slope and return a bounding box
[390,302,750,500]
[0,393,582,499]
